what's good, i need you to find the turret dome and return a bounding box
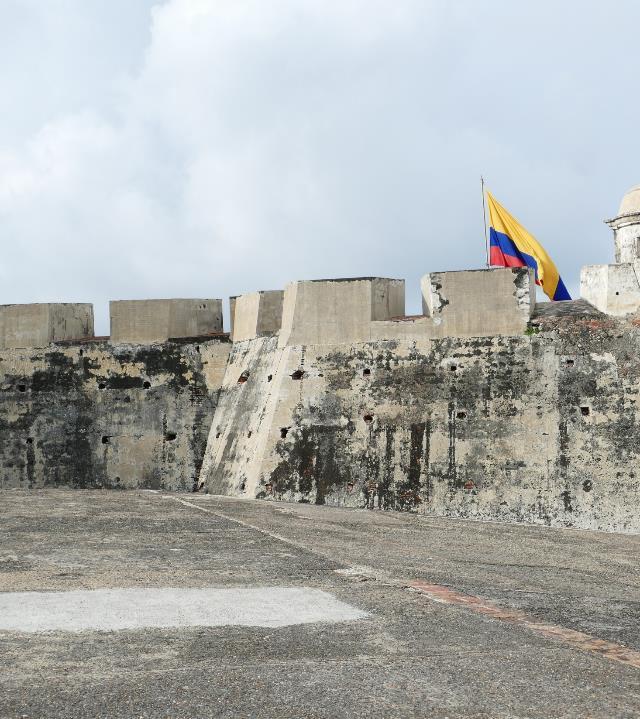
[618,185,640,217]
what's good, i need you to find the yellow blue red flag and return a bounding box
[486,191,571,301]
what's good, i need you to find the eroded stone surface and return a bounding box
[201,312,640,532]
[0,337,230,490]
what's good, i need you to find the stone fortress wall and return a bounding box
[0,300,230,491]
[3,186,640,532]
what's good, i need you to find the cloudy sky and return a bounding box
[1,0,638,333]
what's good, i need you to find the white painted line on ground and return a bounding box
[0,587,369,633]
[174,497,331,557]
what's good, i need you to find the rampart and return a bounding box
[3,185,640,533]
[0,300,230,490]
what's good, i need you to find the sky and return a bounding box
[1,0,639,334]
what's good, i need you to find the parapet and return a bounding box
[370,267,535,341]
[232,290,284,342]
[110,299,223,344]
[278,277,405,346]
[422,267,534,336]
[0,303,94,349]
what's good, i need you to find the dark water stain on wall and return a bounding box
[0,338,229,491]
[250,316,640,530]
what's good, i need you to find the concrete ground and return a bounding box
[1,490,640,718]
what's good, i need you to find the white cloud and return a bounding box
[1,0,639,332]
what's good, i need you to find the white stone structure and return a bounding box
[581,185,640,315]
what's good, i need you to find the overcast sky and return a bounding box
[1,0,639,333]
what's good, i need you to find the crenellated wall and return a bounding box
[197,267,640,533]
[200,299,640,533]
[4,231,640,534]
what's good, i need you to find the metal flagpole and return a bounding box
[481,176,490,268]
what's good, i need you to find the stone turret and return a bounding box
[581,185,640,315]
[609,185,640,263]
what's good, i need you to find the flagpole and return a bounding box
[481,176,490,268]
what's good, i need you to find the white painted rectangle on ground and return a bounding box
[0,587,369,633]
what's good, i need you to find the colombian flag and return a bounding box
[487,192,571,301]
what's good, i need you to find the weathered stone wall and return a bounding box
[201,310,640,533]
[110,299,223,343]
[231,290,284,342]
[0,336,230,490]
[0,303,94,349]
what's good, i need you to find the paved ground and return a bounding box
[1,489,640,718]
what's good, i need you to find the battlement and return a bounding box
[231,290,284,342]
[110,299,223,343]
[0,267,554,350]
[5,178,640,350]
[0,303,94,349]
[277,277,405,346]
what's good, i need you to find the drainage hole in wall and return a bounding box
[26,437,33,445]
[240,480,246,491]
[616,291,620,296]
[143,381,151,389]
[267,374,273,382]
[17,384,26,392]
[291,369,304,380]
[565,359,575,367]
[580,406,590,416]
[215,431,221,439]
[363,368,371,376]
[98,382,106,390]
[247,430,252,438]
[363,414,374,423]
[195,345,200,353]
[101,436,110,444]
[115,476,121,485]
[238,372,249,384]
[280,427,289,438]
[583,479,593,492]
[79,349,84,357]
[456,410,467,419]
[165,432,177,442]
[450,365,457,372]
